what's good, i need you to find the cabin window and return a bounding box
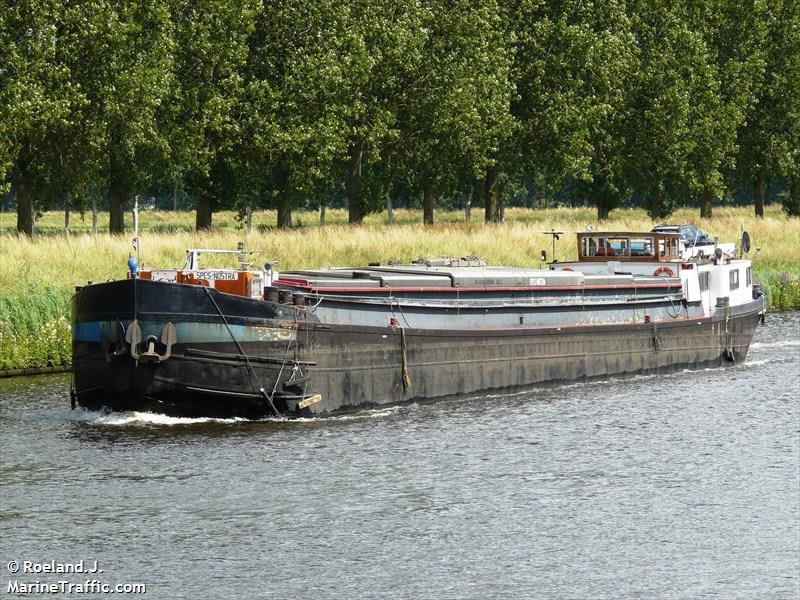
[582,236,632,257]
[729,269,740,290]
[699,271,709,292]
[629,237,655,257]
[581,234,676,259]
[658,237,679,257]
[746,267,752,287]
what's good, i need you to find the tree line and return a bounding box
[2,0,798,235]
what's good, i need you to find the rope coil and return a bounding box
[399,327,411,392]
[652,321,661,351]
[724,305,735,361]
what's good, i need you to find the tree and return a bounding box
[574,1,637,220]
[330,0,430,224]
[735,0,799,218]
[495,0,634,222]
[623,1,710,221]
[68,0,174,234]
[165,0,260,231]
[394,0,514,225]
[682,0,769,219]
[241,0,349,229]
[1,0,83,235]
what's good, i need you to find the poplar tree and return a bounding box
[75,0,174,234]
[241,0,349,229]
[734,0,800,218]
[166,0,260,231]
[2,0,79,235]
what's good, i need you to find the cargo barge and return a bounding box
[71,231,765,418]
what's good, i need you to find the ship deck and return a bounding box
[275,263,682,295]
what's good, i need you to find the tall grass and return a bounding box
[0,289,71,370]
[1,206,798,370]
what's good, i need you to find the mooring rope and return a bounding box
[399,326,411,391]
[264,329,296,416]
[652,320,661,351]
[724,305,734,361]
[202,286,283,417]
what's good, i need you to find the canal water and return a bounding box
[1,313,798,599]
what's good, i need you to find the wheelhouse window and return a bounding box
[578,233,679,260]
[746,267,752,287]
[583,236,631,257]
[729,269,740,290]
[629,237,655,257]
[657,237,680,258]
[699,271,709,292]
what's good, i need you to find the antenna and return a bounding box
[539,229,564,263]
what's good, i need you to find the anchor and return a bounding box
[125,320,177,363]
[282,363,310,391]
[99,320,128,362]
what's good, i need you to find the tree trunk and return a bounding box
[195,194,213,231]
[422,178,434,225]
[16,171,34,236]
[132,194,139,235]
[754,169,765,218]
[347,140,364,224]
[277,194,291,228]
[108,148,127,233]
[469,180,481,222]
[648,186,662,221]
[385,192,393,225]
[108,166,126,234]
[319,203,326,226]
[484,165,500,223]
[109,190,125,233]
[64,193,71,233]
[172,187,178,211]
[700,188,713,219]
[91,198,97,234]
[597,201,610,221]
[106,131,131,234]
[790,174,799,207]
[276,166,292,229]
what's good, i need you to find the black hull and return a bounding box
[72,279,765,418]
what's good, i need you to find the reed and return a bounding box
[0,289,71,370]
[1,206,798,370]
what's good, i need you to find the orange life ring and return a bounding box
[561,267,574,271]
[653,266,675,277]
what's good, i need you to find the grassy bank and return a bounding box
[1,206,798,370]
[0,289,71,371]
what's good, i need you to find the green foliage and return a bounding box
[780,194,800,217]
[0,0,797,225]
[240,0,352,225]
[755,267,800,311]
[395,0,514,203]
[734,0,799,201]
[166,0,260,221]
[0,288,71,370]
